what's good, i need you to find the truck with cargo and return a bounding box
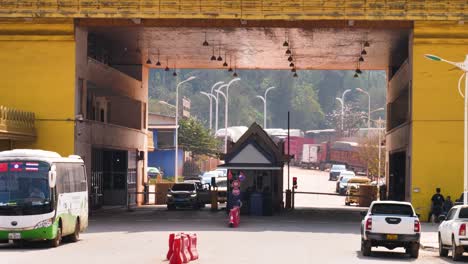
[301,144,319,169]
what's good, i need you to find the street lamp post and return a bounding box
[425,54,468,205]
[216,88,228,153]
[256,86,276,128]
[335,89,352,133]
[210,81,224,132]
[376,117,384,200]
[200,91,212,131]
[356,88,371,132]
[209,94,218,132]
[218,78,241,153]
[175,76,196,183]
[335,97,344,131]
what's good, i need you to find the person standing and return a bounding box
[428,188,445,222]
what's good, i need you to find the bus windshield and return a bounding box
[0,161,53,215]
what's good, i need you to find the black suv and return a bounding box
[166,182,210,210]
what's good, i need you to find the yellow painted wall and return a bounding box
[0,19,76,156]
[412,21,468,220]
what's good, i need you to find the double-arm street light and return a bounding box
[256,86,276,129]
[200,81,224,133]
[200,91,212,131]
[210,81,224,132]
[335,89,352,131]
[425,54,468,205]
[216,88,228,153]
[356,88,371,131]
[217,78,241,153]
[175,76,196,183]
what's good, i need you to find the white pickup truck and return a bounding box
[438,205,468,261]
[361,201,421,258]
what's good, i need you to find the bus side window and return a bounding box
[79,165,87,192]
[72,164,86,192]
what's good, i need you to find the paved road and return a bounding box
[1,167,464,264]
[0,207,459,264]
[285,166,348,208]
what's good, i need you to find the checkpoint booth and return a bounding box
[220,123,285,216]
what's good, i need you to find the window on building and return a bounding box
[157,130,175,149]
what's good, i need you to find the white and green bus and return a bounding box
[0,149,88,247]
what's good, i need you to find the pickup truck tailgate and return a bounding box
[371,215,416,235]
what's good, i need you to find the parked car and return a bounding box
[199,170,222,185]
[345,177,371,205]
[438,205,468,261]
[147,167,162,179]
[166,182,208,210]
[215,168,227,177]
[361,201,420,258]
[336,171,356,195]
[329,164,347,181]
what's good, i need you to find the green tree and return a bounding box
[178,117,221,156]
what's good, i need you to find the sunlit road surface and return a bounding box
[1,167,456,264]
[284,166,352,208]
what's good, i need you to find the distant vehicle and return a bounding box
[215,168,227,177]
[282,136,315,166]
[301,144,319,169]
[147,167,162,179]
[199,170,222,185]
[0,149,88,247]
[216,177,228,203]
[345,177,371,206]
[329,164,347,181]
[166,182,208,210]
[438,205,468,261]
[361,201,420,258]
[336,171,356,195]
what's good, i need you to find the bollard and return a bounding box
[180,234,191,263]
[188,233,199,260]
[285,189,292,209]
[228,206,240,228]
[210,190,218,211]
[166,233,175,260]
[169,235,183,264]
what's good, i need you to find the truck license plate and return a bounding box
[8,233,21,240]
[386,234,398,240]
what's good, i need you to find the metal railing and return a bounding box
[0,0,466,20]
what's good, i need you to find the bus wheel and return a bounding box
[49,224,62,248]
[69,219,80,242]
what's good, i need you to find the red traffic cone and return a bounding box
[166,233,175,260]
[188,233,199,261]
[180,234,191,263]
[169,235,183,264]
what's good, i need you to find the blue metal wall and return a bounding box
[148,149,183,177]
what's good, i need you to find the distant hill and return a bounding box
[148,69,386,131]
